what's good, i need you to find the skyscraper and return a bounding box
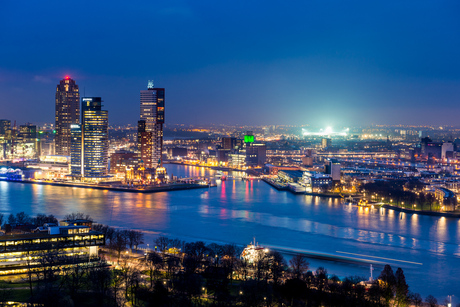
[138,120,153,169]
[55,77,80,156]
[71,97,108,179]
[139,81,164,168]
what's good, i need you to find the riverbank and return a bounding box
[0,179,212,193]
[262,178,346,199]
[381,204,460,218]
[165,161,263,174]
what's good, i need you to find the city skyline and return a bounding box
[1,1,460,126]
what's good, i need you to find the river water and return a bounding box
[0,164,459,300]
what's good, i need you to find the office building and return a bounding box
[139,81,165,168]
[325,159,341,181]
[245,143,267,167]
[138,120,153,169]
[55,77,80,156]
[222,137,236,151]
[0,120,11,136]
[109,150,138,174]
[71,98,109,179]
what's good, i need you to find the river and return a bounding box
[0,164,459,300]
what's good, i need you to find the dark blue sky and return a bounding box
[1,0,460,127]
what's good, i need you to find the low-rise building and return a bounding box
[0,224,105,276]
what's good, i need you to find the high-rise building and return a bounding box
[0,120,11,136]
[55,77,80,156]
[138,120,153,169]
[222,137,236,151]
[139,81,164,169]
[70,98,108,179]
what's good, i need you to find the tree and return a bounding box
[110,230,128,263]
[395,267,409,306]
[378,264,396,305]
[124,230,145,251]
[146,252,163,288]
[289,254,309,279]
[154,236,170,253]
[15,211,31,224]
[33,214,58,226]
[315,267,328,292]
[7,214,16,225]
[0,214,4,228]
[64,212,93,221]
[425,294,438,307]
[409,292,422,307]
[269,250,286,285]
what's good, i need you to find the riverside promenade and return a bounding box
[2,179,212,193]
[381,204,460,218]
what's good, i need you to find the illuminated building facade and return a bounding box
[245,143,267,167]
[70,98,109,179]
[55,77,80,156]
[139,81,164,168]
[0,225,104,276]
[138,120,153,169]
[70,124,82,177]
[0,120,11,136]
[109,150,138,174]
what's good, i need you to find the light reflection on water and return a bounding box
[0,165,460,298]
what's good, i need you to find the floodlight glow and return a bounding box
[302,127,348,137]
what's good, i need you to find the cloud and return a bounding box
[33,75,53,84]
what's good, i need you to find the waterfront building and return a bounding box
[0,223,104,276]
[264,164,301,175]
[109,150,138,174]
[139,81,165,168]
[302,171,333,192]
[277,170,304,183]
[228,153,246,169]
[55,77,80,156]
[70,98,109,179]
[138,120,153,169]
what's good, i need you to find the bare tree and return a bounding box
[425,295,438,307]
[110,230,128,263]
[64,212,93,221]
[289,254,309,279]
[154,236,170,253]
[125,230,145,251]
[409,292,423,307]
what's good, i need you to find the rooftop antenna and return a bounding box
[148,80,154,89]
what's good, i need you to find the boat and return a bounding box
[240,238,269,263]
[357,199,370,207]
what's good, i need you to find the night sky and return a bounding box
[1,1,460,127]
